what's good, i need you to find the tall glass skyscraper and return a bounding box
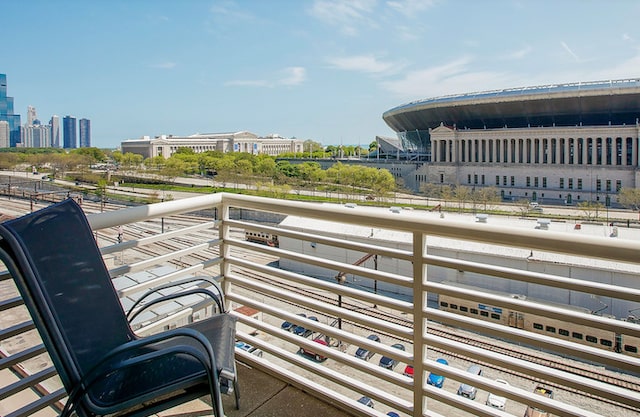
[79,118,91,148]
[0,74,22,147]
[63,115,77,149]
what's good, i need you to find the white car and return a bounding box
[486,379,509,410]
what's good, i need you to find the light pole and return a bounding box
[373,255,378,308]
[335,273,346,330]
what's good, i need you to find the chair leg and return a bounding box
[234,378,240,410]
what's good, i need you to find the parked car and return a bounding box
[486,379,509,410]
[386,413,400,417]
[524,386,554,417]
[298,336,328,362]
[281,313,306,331]
[456,364,483,399]
[529,202,543,212]
[293,316,318,337]
[235,341,263,357]
[427,358,449,388]
[403,365,414,378]
[355,334,381,360]
[357,396,374,408]
[378,343,405,370]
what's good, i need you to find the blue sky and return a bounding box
[3,0,640,149]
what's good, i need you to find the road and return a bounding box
[2,169,638,222]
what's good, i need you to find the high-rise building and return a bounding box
[50,115,60,148]
[0,74,22,147]
[26,105,37,126]
[22,120,51,148]
[79,118,91,148]
[0,120,9,148]
[63,115,76,149]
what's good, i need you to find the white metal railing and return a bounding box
[1,193,640,417]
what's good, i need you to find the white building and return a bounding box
[120,131,305,159]
[0,121,9,148]
[415,123,640,205]
[21,121,51,148]
[50,115,60,148]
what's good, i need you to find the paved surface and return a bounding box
[160,361,356,417]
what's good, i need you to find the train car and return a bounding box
[437,282,621,355]
[245,231,279,247]
[619,330,640,358]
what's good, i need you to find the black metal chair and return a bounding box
[0,198,237,417]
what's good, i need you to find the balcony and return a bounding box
[1,192,640,417]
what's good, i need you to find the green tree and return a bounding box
[70,147,107,163]
[369,168,395,198]
[144,155,165,170]
[298,162,324,183]
[578,201,602,221]
[618,187,640,211]
[476,186,500,211]
[121,152,143,171]
[111,150,123,165]
[213,155,236,187]
[275,160,299,178]
[254,155,276,177]
[453,185,471,212]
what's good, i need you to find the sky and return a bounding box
[3,0,640,149]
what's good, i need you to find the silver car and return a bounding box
[456,364,483,400]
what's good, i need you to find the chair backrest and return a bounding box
[0,199,134,390]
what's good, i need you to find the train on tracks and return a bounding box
[437,282,640,358]
[244,231,279,247]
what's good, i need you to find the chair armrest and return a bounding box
[126,277,225,321]
[127,287,223,323]
[62,327,218,417]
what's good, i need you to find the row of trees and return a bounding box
[0,147,398,201]
[126,148,397,200]
[420,183,502,212]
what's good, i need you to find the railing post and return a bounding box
[412,231,426,416]
[219,197,232,308]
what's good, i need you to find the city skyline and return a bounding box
[3,1,640,149]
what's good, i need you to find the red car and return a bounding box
[299,337,329,362]
[403,365,414,378]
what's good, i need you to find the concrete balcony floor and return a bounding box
[161,361,355,417]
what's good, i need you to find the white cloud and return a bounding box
[386,0,437,17]
[279,67,307,86]
[506,45,532,60]
[151,62,177,69]
[224,79,271,87]
[381,49,640,104]
[327,54,398,74]
[309,0,377,36]
[210,0,254,20]
[582,54,640,82]
[380,57,517,100]
[560,41,580,62]
[225,67,307,88]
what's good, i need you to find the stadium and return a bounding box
[381,79,640,205]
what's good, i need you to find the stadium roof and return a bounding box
[383,78,640,133]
